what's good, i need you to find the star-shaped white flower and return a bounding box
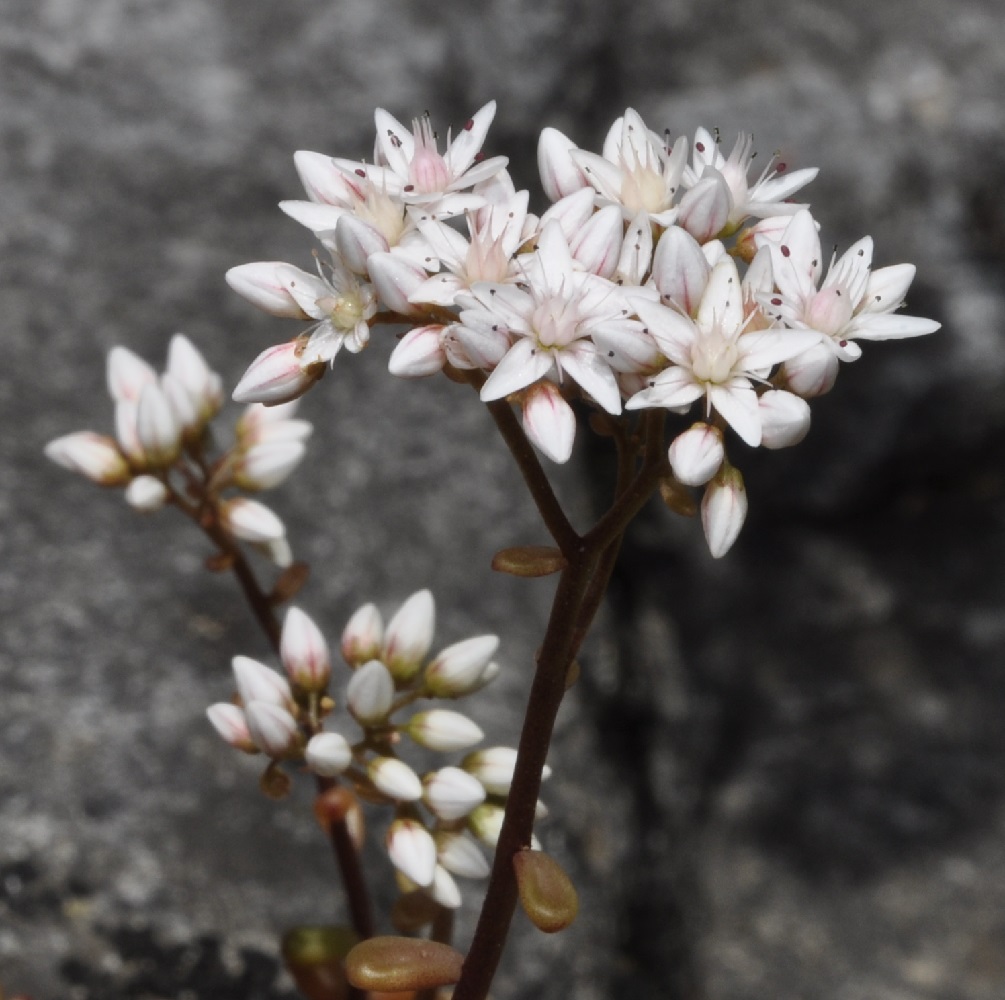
[626,256,818,446]
[763,210,940,361]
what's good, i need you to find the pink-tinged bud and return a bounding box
[423,766,486,821]
[244,700,301,757]
[538,127,590,202]
[467,802,505,848]
[387,818,437,887]
[293,150,360,204]
[388,325,446,378]
[225,262,312,318]
[538,188,597,242]
[219,498,287,544]
[206,703,258,754]
[305,732,353,776]
[369,757,423,803]
[124,475,168,512]
[160,372,200,437]
[341,602,384,666]
[167,334,221,420]
[701,464,748,559]
[667,423,724,486]
[407,710,484,753]
[382,590,435,682]
[569,205,623,279]
[347,660,395,724]
[106,346,157,403]
[758,389,811,449]
[367,252,427,317]
[233,440,307,491]
[735,215,792,263]
[463,747,552,797]
[677,171,732,243]
[781,342,839,398]
[45,432,131,486]
[281,606,331,693]
[236,400,312,445]
[424,635,499,697]
[617,211,654,286]
[522,382,576,465]
[336,215,390,275]
[231,654,294,709]
[232,341,324,407]
[652,226,711,315]
[135,382,182,466]
[428,866,462,910]
[436,831,490,879]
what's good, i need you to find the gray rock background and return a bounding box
[3,0,1005,997]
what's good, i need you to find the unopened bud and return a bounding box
[225,262,312,318]
[341,602,384,666]
[436,830,490,879]
[407,710,483,752]
[106,345,157,403]
[369,756,423,803]
[781,342,839,398]
[232,341,324,406]
[346,660,394,724]
[668,422,724,486]
[423,766,486,821]
[244,700,301,757]
[463,747,552,796]
[652,226,711,315]
[758,389,811,449]
[136,382,182,466]
[233,440,307,491]
[538,128,590,202]
[305,732,353,776]
[167,334,222,423]
[219,497,286,543]
[388,325,447,378]
[467,802,505,848]
[45,432,131,486]
[124,475,169,512]
[367,252,427,317]
[206,703,258,754]
[701,463,748,559]
[280,606,331,692]
[677,171,732,243]
[424,635,499,697]
[386,818,437,886]
[382,590,435,682]
[522,381,576,464]
[160,372,200,438]
[428,865,462,910]
[231,654,293,709]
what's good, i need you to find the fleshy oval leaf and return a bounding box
[513,848,579,933]
[345,936,464,992]
[491,545,567,577]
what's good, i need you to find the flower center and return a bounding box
[531,294,580,349]
[356,187,407,246]
[806,286,853,338]
[620,164,668,215]
[318,290,366,331]
[690,325,739,384]
[408,116,451,194]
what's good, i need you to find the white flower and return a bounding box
[763,210,940,361]
[683,128,818,234]
[626,256,818,447]
[569,108,688,227]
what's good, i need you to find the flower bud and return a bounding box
[423,766,486,821]
[537,128,590,202]
[233,440,307,491]
[206,703,258,754]
[238,402,313,447]
[522,381,576,464]
[219,498,286,543]
[436,830,490,879]
[280,606,331,693]
[305,732,353,776]
[407,710,484,753]
[45,432,131,486]
[367,252,427,317]
[124,475,169,512]
[167,334,222,422]
[231,654,293,709]
[346,660,395,724]
[701,463,748,559]
[428,865,462,910]
[382,590,435,682]
[758,389,811,449]
[388,325,447,378]
[652,226,711,315]
[386,818,437,887]
[781,342,839,398]
[260,535,294,569]
[136,382,182,466]
[225,262,312,318]
[336,215,390,275]
[467,802,505,848]
[424,635,499,697]
[463,747,552,796]
[677,171,732,243]
[667,423,724,486]
[232,341,324,406]
[106,346,157,403]
[114,400,145,465]
[341,602,384,666]
[369,757,423,802]
[569,204,623,279]
[244,700,301,757]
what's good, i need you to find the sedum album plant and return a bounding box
[46,102,939,999]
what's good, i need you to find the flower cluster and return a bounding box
[45,337,310,567]
[207,590,547,911]
[229,104,939,557]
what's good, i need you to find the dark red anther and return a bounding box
[696,142,706,153]
[771,297,782,306]
[780,245,791,257]
[464,118,475,131]
[355,168,366,177]
[404,184,414,192]
[777,162,787,172]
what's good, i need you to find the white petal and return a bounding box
[848,314,941,340]
[559,341,622,414]
[445,101,497,175]
[709,381,761,447]
[480,339,555,401]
